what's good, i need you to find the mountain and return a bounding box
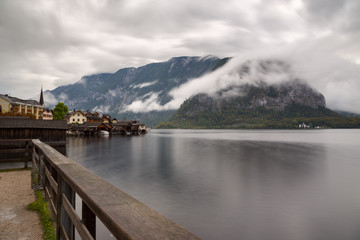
[159,79,340,128]
[45,57,353,128]
[156,60,344,128]
[45,56,229,126]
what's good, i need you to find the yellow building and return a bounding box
[0,94,44,119]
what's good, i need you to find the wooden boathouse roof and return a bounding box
[0,117,67,129]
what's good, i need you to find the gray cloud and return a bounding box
[0,0,360,113]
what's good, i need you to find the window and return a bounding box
[78,113,80,116]
[0,105,2,112]
[73,119,75,122]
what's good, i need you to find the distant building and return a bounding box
[0,94,44,119]
[86,115,103,123]
[43,108,53,120]
[299,122,310,128]
[64,110,87,124]
[102,115,111,124]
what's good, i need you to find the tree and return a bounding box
[53,102,69,120]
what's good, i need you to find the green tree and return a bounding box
[53,102,69,120]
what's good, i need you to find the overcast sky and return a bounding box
[1,0,360,112]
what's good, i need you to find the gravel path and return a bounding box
[0,170,43,240]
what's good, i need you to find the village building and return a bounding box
[0,94,44,119]
[42,108,53,120]
[102,115,111,123]
[64,110,87,124]
[299,122,310,128]
[69,122,112,135]
[139,124,146,134]
[86,115,103,123]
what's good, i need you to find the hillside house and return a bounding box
[64,110,87,124]
[0,94,44,119]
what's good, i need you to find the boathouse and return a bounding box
[0,117,67,144]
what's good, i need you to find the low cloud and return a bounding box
[75,77,87,87]
[131,80,158,89]
[164,41,360,113]
[125,92,167,112]
[43,91,58,107]
[58,93,69,102]
[92,105,111,114]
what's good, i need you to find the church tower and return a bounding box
[39,86,44,106]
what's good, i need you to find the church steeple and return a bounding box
[39,86,44,106]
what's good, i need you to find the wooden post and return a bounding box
[82,201,96,239]
[56,174,62,240]
[24,141,29,168]
[38,154,45,189]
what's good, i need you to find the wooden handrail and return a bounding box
[31,139,200,240]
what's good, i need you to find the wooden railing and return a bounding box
[0,139,31,168]
[30,139,201,240]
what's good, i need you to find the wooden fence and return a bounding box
[0,139,31,168]
[4,139,200,240]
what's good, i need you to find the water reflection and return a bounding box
[66,130,360,240]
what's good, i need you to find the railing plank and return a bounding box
[62,194,94,240]
[32,139,201,240]
[45,166,58,195]
[45,185,57,217]
[32,148,39,161]
[61,225,70,240]
[0,158,27,163]
[0,149,26,153]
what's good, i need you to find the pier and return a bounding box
[0,138,200,240]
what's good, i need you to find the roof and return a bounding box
[70,122,112,131]
[64,110,86,118]
[0,94,42,107]
[87,116,102,120]
[43,108,53,112]
[0,117,67,129]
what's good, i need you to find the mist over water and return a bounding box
[67,129,360,240]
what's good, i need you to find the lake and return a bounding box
[66,129,360,240]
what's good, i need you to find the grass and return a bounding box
[27,190,56,240]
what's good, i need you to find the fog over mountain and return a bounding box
[41,54,359,126]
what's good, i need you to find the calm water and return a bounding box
[66,129,360,240]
